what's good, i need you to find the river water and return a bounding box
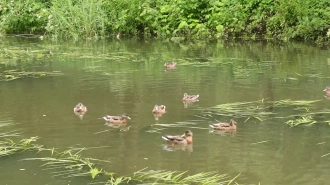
[0,37,330,185]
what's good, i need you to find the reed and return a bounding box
[46,0,107,40]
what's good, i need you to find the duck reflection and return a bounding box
[162,144,193,152]
[74,111,86,120]
[182,100,199,108]
[209,129,236,137]
[105,122,130,131]
[153,113,163,120]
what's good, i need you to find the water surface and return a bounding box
[1,37,330,185]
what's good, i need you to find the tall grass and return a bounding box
[46,0,107,40]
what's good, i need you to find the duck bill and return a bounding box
[181,133,186,137]
[127,116,131,120]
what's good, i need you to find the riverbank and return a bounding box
[0,0,329,43]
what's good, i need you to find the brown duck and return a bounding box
[209,119,237,130]
[182,93,199,101]
[164,62,177,69]
[162,130,193,144]
[103,113,131,124]
[152,104,166,114]
[73,103,87,112]
[324,86,330,95]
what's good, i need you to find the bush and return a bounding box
[0,0,329,43]
[0,0,49,34]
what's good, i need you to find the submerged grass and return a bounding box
[0,137,42,157]
[199,99,275,121]
[132,169,238,185]
[0,70,64,81]
[199,99,325,127]
[0,134,244,185]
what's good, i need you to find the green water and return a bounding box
[1,37,330,185]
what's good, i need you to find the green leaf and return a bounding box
[216,25,224,32]
[178,21,188,29]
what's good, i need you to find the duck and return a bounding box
[324,86,330,95]
[209,119,237,130]
[103,113,131,124]
[182,93,199,101]
[152,104,166,114]
[164,62,177,69]
[73,103,87,112]
[162,130,193,144]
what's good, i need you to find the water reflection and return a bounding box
[209,129,236,137]
[152,113,164,120]
[182,100,199,108]
[74,111,86,120]
[162,144,193,152]
[104,122,130,131]
[2,38,330,185]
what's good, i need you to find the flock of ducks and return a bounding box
[73,62,237,145]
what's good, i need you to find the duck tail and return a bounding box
[103,116,109,121]
[196,94,200,98]
[161,136,169,141]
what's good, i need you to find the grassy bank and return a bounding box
[0,0,329,43]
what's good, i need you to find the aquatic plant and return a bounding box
[199,100,275,121]
[199,99,324,126]
[0,132,244,185]
[25,147,240,184]
[268,99,321,108]
[0,70,64,81]
[285,115,316,127]
[131,169,240,185]
[0,136,42,157]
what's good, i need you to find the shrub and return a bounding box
[0,0,49,34]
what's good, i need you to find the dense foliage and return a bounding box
[0,0,329,42]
